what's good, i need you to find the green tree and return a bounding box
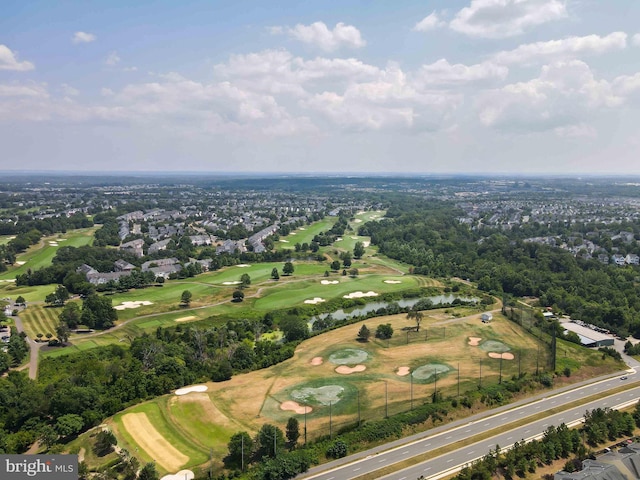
[45,285,70,307]
[93,430,117,456]
[283,262,295,276]
[39,425,59,450]
[407,309,424,331]
[54,414,84,438]
[232,290,245,302]
[180,290,192,306]
[375,323,394,340]
[55,322,71,344]
[286,417,300,449]
[271,268,280,280]
[330,260,340,271]
[138,463,159,480]
[81,294,117,329]
[59,302,81,329]
[225,431,253,469]
[279,316,309,342]
[0,349,10,373]
[340,251,352,268]
[353,241,365,259]
[349,268,359,277]
[15,295,26,306]
[241,273,251,287]
[357,324,370,342]
[257,423,285,459]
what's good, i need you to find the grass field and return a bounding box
[104,309,621,475]
[277,218,335,250]
[0,227,97,281]
[0,235,15,246]
[19,304,62,339]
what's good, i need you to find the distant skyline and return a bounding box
[1,1,640,174]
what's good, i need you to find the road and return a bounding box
[301,369,639,480]
[13,314,41,379]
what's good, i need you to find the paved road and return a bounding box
[301,369,638,480]
[12,314,41,379]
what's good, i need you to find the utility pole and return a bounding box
[410,371,413,410]
[357,389,361,426]
[241,436,244,472]
[434,368,438,402]
[479,359,482,388]
[329,401,333,438]
[304,403,307,445]
[384,381,388,418]
[457,362,460,398]
[499,355,503,384]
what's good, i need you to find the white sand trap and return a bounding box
[299,227,306,230]
[311,357,323,366]
[0,279,15,282]
[354,219,362,223]
[175,316,196,323]
[304,297,325,305]
[236,264,251,267]
[336,237,343,241]
[280,401,312,414]
[57,238,67,241]
[290,232,297,235]
[161,470,194,480]
[488,352,515,360]
[350,236,359,240]
[321,280,339,285]
[343,291,378,299]
[222,281,241,285]
[175,385,208,396]
[363,241,370,247]
[280,239,289,243]
[114,300,153,310]
[49,242,59,246]
[16,261,26,265]
[396,366,410,376]
[122,413,188,472]
[336,365,367,374]
[468,337,482,346]
[384,280,402,284]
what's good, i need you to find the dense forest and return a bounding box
[361,197,640,337]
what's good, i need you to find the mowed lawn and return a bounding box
[276,218,334,249]
[19,304,62,339]
[0,283,57,303]
[0,227,97,281]
[0,235,15,246]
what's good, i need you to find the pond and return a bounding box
[310,294,478,323]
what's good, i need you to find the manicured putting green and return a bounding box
[412,363,451,381]
[291,385,345,406]
[479,340,511,352]
[328,348,369,365]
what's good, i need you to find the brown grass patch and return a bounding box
[175,316,197,323]
[172,392,239,430]
[121,412,188,472]
[280,401,312,414]
[335,365,366,374]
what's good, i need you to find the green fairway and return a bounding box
[0,227,97,280]
[0,283,57,303]
[277,217,334,249]
[0,235,15,246]
[19,304,62,339]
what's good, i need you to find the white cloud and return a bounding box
[284,22,366,51]
[72,31,96,44]
[450,0,568,38]
[105,51,121,66]
[633,34,640,47]
[493,32,628,65]
[60,84,80,96]
[0,45,34,71]
[413,12,446,32]
[414,59,508,86]
[477,60,621,132]
[0,83,48,98]
[554,124,597,138]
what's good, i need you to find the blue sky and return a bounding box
[1,0,640,174]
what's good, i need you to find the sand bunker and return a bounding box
[310,357,323,366]
[175,385,208,396]
[363,241,370,247]
[321,280,339,285]
[280,401,312,414]
[299,227,306,230]
[236,264,251,267]
[114,300,153,310]
[161,470,194,480]
[488,352,515,360]
[354,219,362,223]
[336,365,366,374]
[175,316,196,323]
[222,281,241,285]
[16,261,26,265]
[343,291,378,299]
[336,237,343,241]
[350,236,359,240]
[384,280,402,284]
[304,297,325,305]
[122,413,188,472]
[396,366,410,376]
[49,242,58,246]
[468,337,482,346]
[290,232,297,235]
[280,239,289,243]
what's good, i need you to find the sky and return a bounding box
[1,0,640,174]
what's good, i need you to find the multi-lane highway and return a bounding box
[302,370,640,480]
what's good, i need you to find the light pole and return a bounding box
[457,362,460,398]
[410,370,413,410]
[479,358,482,388]
[384,381,388,418]
[433,367,437,402]
[329,401,332,438]
[304,403,307,445]
[357,388,361,426]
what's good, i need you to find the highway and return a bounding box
[302,370,640,480]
